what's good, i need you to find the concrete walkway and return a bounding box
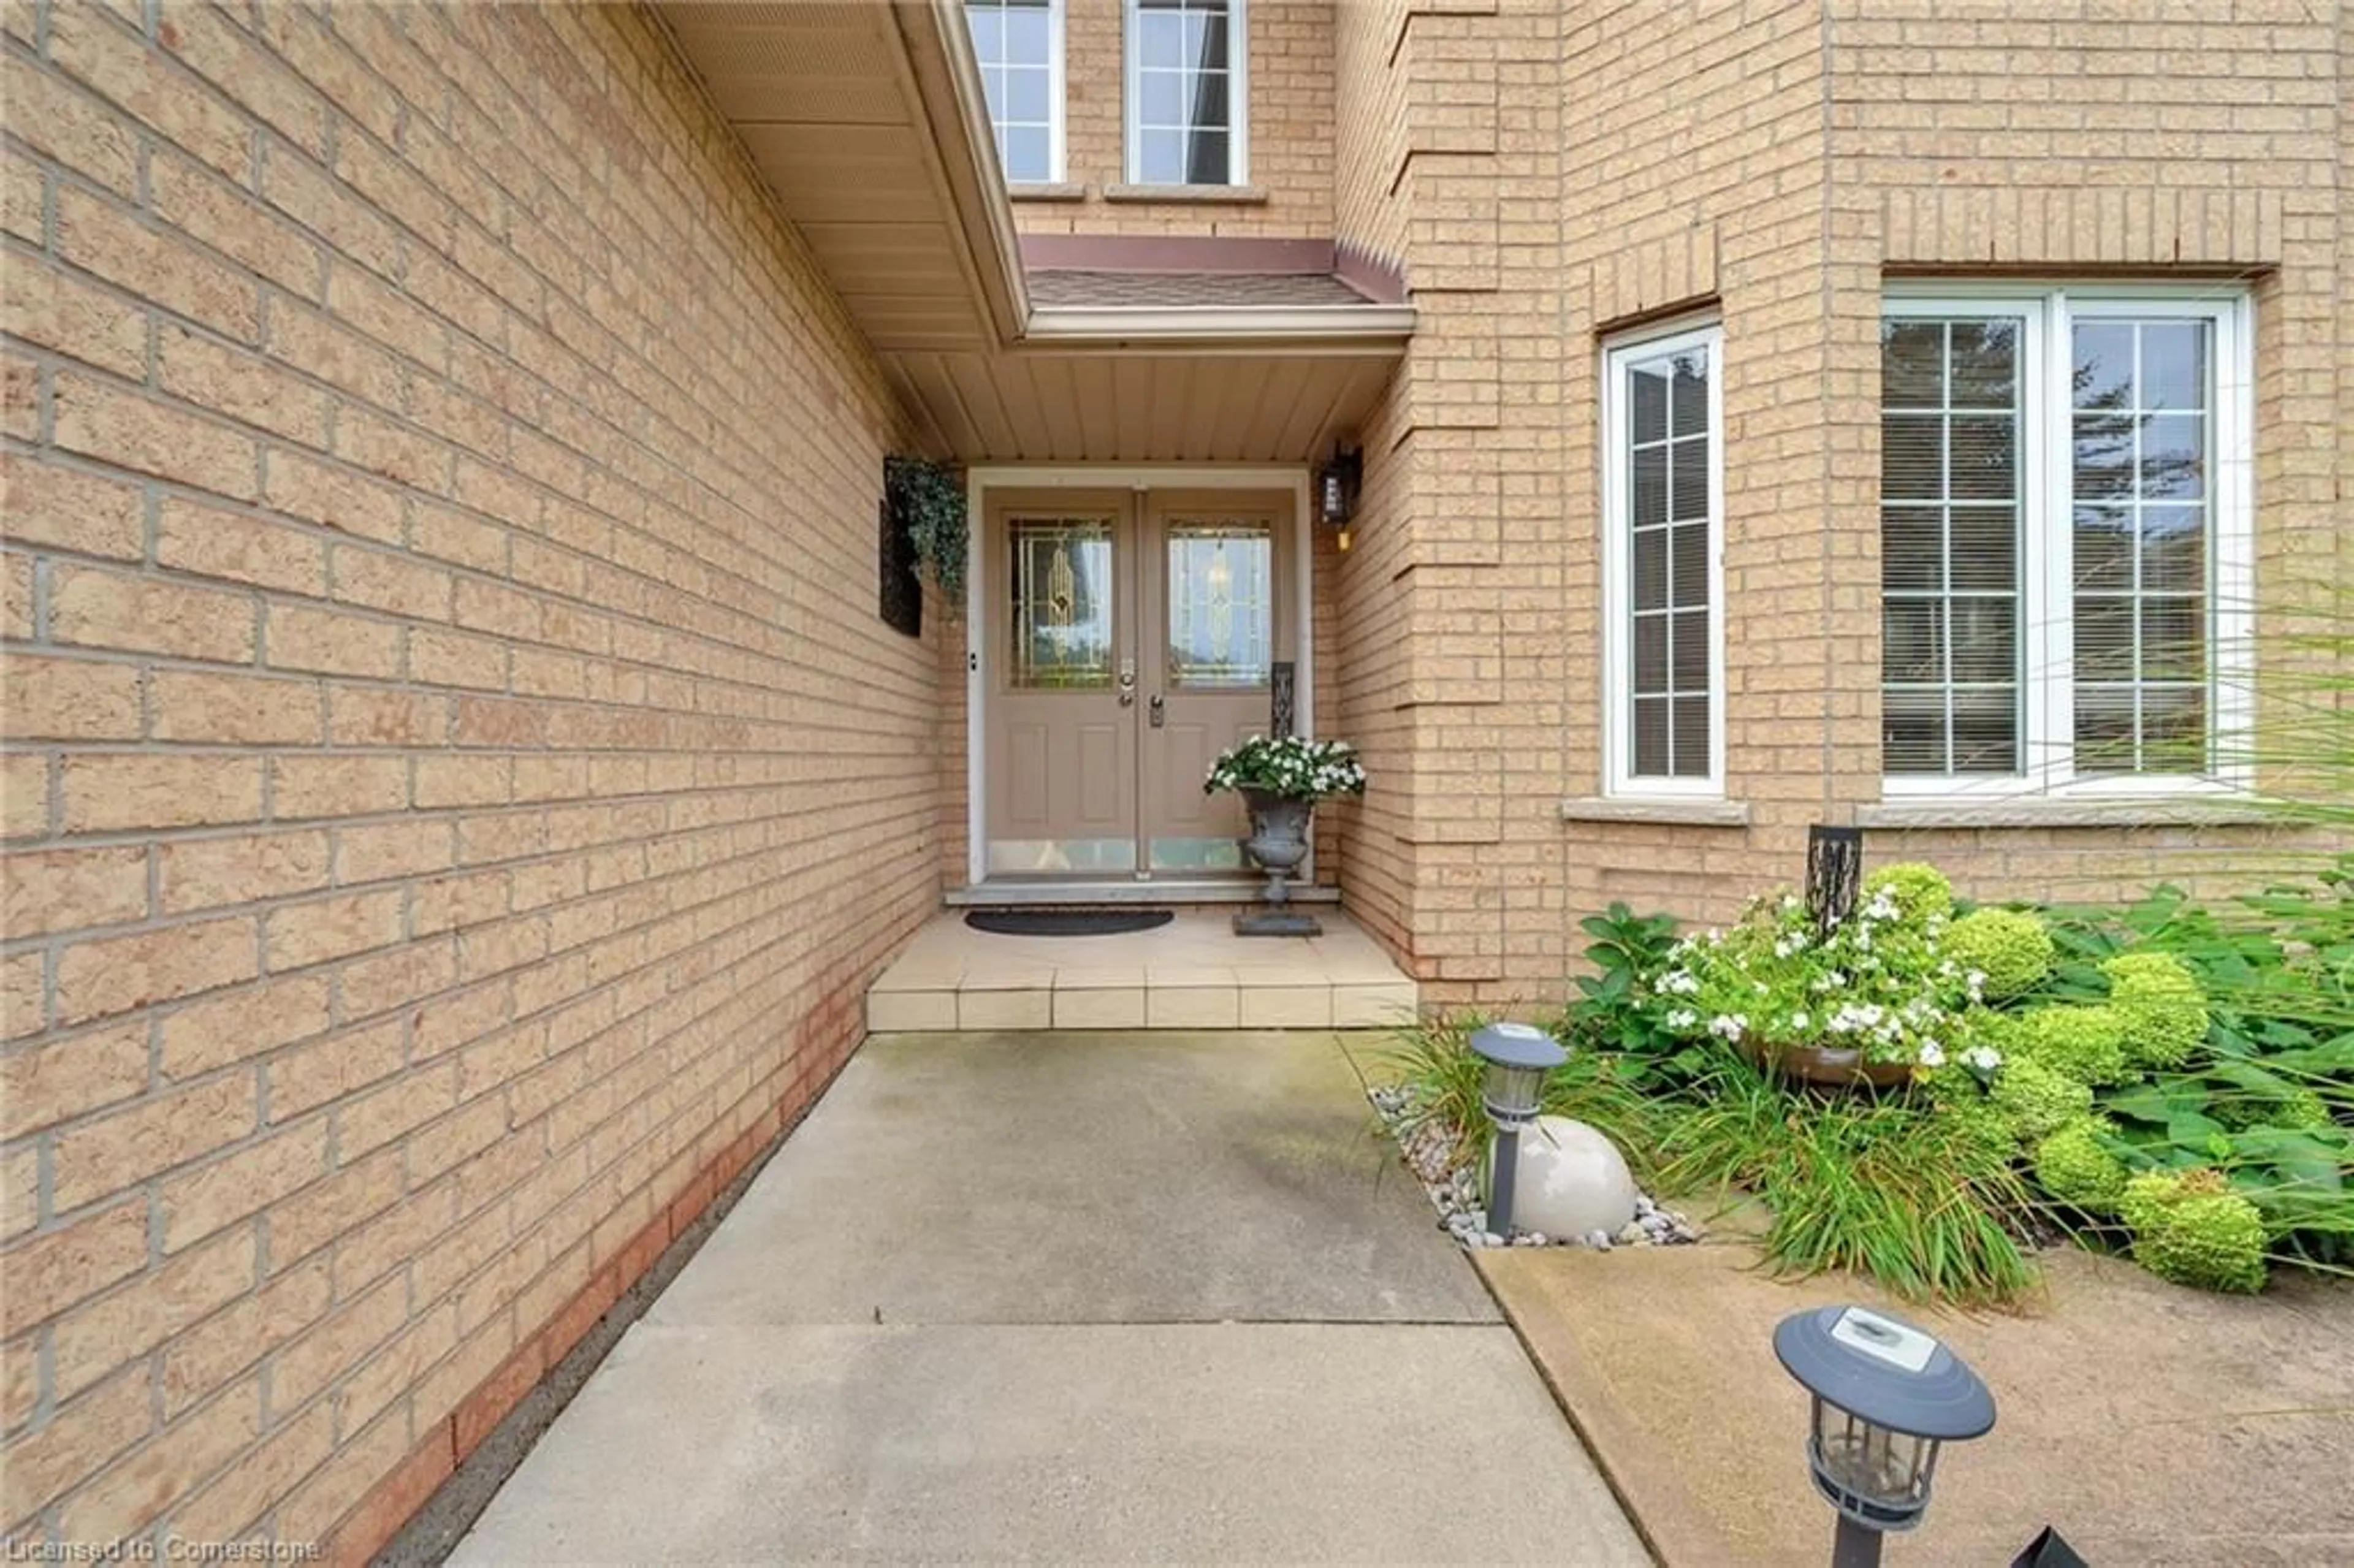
[451,1032,1649,1564]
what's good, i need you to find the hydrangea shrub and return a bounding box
[1601,858,2334,1296]
[1859,864,1954,928]
[2120,1170,2269,1294]
[2018,1005,2131,1087]
[2102,951,2209,1068]
[1990,1056,2093,1141]
[2033,1117,2131,1212]
[1942,908,2055,999]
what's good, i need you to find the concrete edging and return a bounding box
[1472,1252,1740,1568]
[352,1048,861,1566]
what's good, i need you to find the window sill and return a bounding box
[1102,183,1269,205]
[1560,797,1752,828]
[1856,798,2274,831]
[1007,182,1088,203]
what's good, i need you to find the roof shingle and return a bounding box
[1026,268,1375,309]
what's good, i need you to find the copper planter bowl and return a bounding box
[1740,1039,1917,1090]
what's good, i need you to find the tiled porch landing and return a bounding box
[866,910,1418,1032]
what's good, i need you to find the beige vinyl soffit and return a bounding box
[1023,305,1418,343]
[899,0,1032,335]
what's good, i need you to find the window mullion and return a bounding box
[2036,292,2074,791]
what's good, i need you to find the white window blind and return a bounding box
[1880,317,2025,775]
[1127,0,1246,185]
[1604,323,1723,796]
[1880,288,2250,796]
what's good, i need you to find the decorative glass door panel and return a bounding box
[1009,519,1116,689]
[1165,523,1273,691]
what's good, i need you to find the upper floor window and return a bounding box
[967,0,1063,184]
[1880,286,2252,796]
[1602,321,1724,797]
[1126,0,1247,185]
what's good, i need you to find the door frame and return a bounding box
[963,465,1317,889]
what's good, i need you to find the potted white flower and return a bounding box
[1203,736,1367,935]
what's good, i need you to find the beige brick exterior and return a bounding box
[6,0,2353,1551]
[1006,0,1333,237]
[1313,0,2352,1002]
[3,1,939,1555]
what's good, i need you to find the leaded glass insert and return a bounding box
[1166,522,1271,688]
[1008,517,1114,688]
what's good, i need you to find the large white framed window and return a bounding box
[1880,285,2252,797]
[1125,0,1247,186]
[967,0,1064,185]
[1602,321,1725,797]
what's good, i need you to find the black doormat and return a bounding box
[964,908,1175,937]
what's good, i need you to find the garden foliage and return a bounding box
[1380,856,2352,1303]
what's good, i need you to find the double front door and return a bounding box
[983,488,1297,881]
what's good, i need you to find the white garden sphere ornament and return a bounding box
[1501,1116,1638,1238]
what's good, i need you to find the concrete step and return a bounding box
[865,908,1418,1032]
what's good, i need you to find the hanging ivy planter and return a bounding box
[885,454,968,610]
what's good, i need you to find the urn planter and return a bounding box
[1233,786,1320,937]
[1739,1038,1915,1091]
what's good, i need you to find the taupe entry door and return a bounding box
[983,487,1295,880]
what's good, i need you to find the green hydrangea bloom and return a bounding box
[1861,864,1954,927]
[1943,908,2054,999]
[1989,1056,2093,1143]
[2018,1005,2131,1087]
[2215,1084,2335,1132]
[2120,1169,2268,1293]
[2103,951,2209,1068]
[1924,1066,2016,1157]
[2033,1117,2131,1212]
[2272,1087,2336,1131]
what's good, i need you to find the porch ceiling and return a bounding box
[653,1,1411,464]
[887,348,1398,464]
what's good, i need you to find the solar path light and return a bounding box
[1466,1021,1566,1236]
[1773,1304,1997,1568]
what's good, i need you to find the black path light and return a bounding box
[1774,1305,1997,1568]
[1467,1021,1567,1236]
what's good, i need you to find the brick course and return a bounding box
[1314,0,2350,1002]
[3,1,937,1554]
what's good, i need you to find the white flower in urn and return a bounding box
[1203,735,1368,802]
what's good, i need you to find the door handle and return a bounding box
[1117,659,1136,707]
[1148,694,1165,728]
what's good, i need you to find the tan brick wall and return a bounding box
[2,1,938,1553]
[1005,0,1333,237]
[1325,0,2350,1005]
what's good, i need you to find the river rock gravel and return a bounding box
[1368,1084,1701,1250]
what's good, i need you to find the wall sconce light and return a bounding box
[1317,444,1362,551]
